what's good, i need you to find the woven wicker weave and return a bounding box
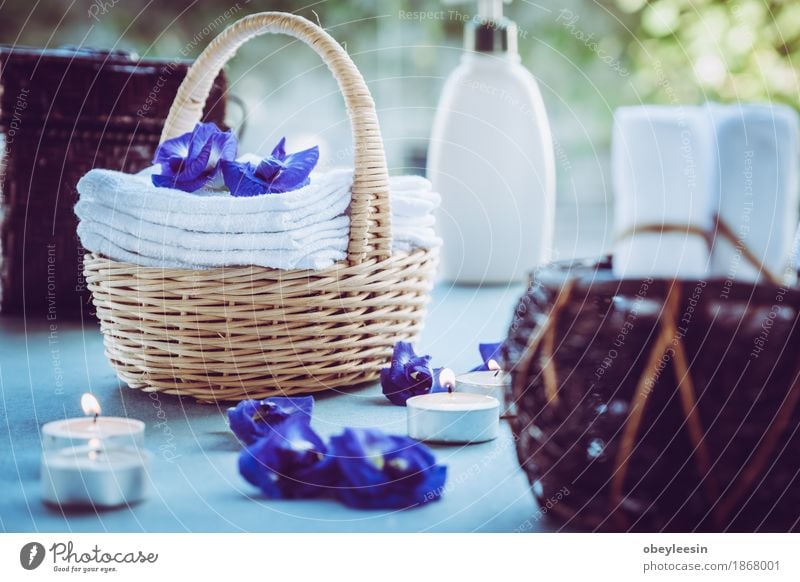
[504,257,800,532]
[83,12,438,402]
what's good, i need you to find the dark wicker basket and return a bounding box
[504,256,800,532]
[0,47,227,318]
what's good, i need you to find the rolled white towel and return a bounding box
[706,103,800,282]
[612,106,713,279]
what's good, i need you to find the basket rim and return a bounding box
[531,255,800,305]
[83,246,438,280]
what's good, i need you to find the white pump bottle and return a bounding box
[427,0,555,284]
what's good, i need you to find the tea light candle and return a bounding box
[41,393,148,508]
[407,369,499,444]
[456,359,515,418]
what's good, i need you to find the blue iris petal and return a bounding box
[254,158,283,183]
[154,135,190,164]
[329,428,447,509]
[222,137,319,196]
[381,342,437,406]
[231,396,448,507]
[219,161,271,198]
[270,136,287,160]
[470,341,504,372]
[186,122,219,159]
[227,396,314,445]
[270,146,319,193]
[238,415,335,499]
[151,122,237,193]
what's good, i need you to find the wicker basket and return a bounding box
[83,12,438,402]
[0,47,226,318]
[504,256,800,532]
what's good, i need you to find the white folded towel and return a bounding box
[706,103,800,282]
[77,168,440,233]
[77,227,347,271]
[77,212,350,251]
[76,166,441,270]
[612,106,713,279]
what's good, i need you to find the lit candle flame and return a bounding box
[487,359,501,371]
[81,393,101,417]
[439,368,456,393]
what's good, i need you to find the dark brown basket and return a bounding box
[504,256,800,532]
[0,47,227,318]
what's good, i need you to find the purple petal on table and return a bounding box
[238,416,335,499]
[228,396,315,445]
[329,427,447,509]
[381,342,436,406]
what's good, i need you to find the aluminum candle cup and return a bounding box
[456,370,515,417]
[40,394,148,508]
[406,392,500,444]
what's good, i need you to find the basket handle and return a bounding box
[160,12,391,265]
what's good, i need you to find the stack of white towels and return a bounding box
[612,103,800,282]
[75,167,441,271]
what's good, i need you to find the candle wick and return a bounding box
[493,369,500,377]
[93,413,98,424]
[447,383,453,394]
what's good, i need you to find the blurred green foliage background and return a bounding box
[1,0,797,203]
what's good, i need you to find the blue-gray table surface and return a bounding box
[0,283,554,533]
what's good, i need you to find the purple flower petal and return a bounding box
[153,134,191,166]
[270,137,287,160]
[238,416,335,499]
[381,342,437,406]
[271,146,319,192]
[228,396,314,445]
[181,138,214,179]
[329,428,446,509]
[187,122,223,159]
[254,158,283,183]
[222,138,319,196]
[470,341,504,372]
[151,171,211,192]
[151,122,238,193]
[220,160,271,197]
[209,129,238,170]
